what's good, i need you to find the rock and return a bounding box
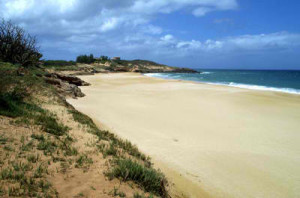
[44,77,62,85]
[55,73,90,86]
[44,73,90,86]
[44,73,87,99]
[60,82,85,98]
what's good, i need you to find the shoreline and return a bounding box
[68,72,300,198]
[143,73,300,95]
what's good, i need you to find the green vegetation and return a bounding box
[41,60,80,71]
[68,108,167,196]
[69,109,148,162]
[0,161,56,197]
[0,62,70,137]
[0,21,170,195]
[76,54,95,64]
[35,113,69,136]
[43,60,76,67]
[99,55,110,61]
[109,186,126,197]
[0,19,42,67]
[107,158,167,197]
[133,192,154,198]
[75,154,93,169]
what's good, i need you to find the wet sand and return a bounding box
[67,73,300,198]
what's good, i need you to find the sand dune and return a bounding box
[68,73,300,198]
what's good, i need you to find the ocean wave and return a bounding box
[144,73,173,78]
[144,73,300,95]
[225,82,300,95]
[201,72,213,74]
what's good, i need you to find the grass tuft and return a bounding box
[35,114,69,136]
[107,158,167,197]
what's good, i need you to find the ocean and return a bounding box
[145,69,300,95]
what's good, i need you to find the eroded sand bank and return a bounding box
[68,73,300,198]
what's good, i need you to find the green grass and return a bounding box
[0,62,69,137]
[27,154,40,163]
[102,142,118,158]
[0,135,8,145]
[34,164,48,178]
[35,113,69,136]
[107,158,167,197]
[12,161,33,172]
[69,109,148,162]
[133,192,154,198]
[109,186,126,197]
[43,60,76,67]
[20,140,34,151]
[75,154,93,168]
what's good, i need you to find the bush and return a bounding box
[76,54,95,64]
[107,158,167,197]
[43,60,76,67]
[0,19,42,67]
[99,55,109,61]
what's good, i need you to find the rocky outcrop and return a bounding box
[106,60,199,74]
[45,73,90,86]
[44,73,89,98]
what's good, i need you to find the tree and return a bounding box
[0,19,42,67]
[100,55,109,61]
[76,54,95,64]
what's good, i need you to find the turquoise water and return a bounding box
[145,70,300,94]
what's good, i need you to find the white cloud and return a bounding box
[1,0,300,69]
[100,18,119,32]
[161,34,175,42]
[193,7,213,17]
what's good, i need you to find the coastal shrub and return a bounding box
[107,158,167,197]
[0,92,27,117]
[0,19,42,67]
[43,60,76,67]
[100,55,109,61]
[76,54,95,64]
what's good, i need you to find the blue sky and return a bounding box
[1,0,300,69]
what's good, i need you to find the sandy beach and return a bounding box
[68,73,300,198]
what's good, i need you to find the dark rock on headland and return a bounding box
[44,72,90,98]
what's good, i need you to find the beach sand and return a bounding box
[67,73,300,198]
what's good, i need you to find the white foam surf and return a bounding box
[144,73,300,95]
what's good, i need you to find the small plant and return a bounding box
[133,193,154,198]
[4,145,14,151]
[109,187,126,197]
[103,142,118,158]
[27,154,40,163]
[107,158,167,197]
[37,137,57,155]
[34,164,48,178]
[75,154,93,169]
[31,134,45,141]
[12,161,33,172]
[35,114,69,136]
[0,135,8,144]
[20,140,34,151]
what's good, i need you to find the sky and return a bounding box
[1,0,300,69]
